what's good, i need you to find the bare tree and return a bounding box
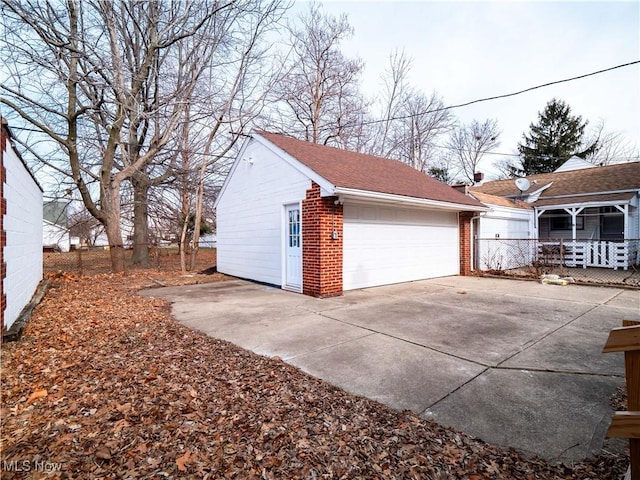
[68,206,106,247]
[0,0,243,272]
[369,52,454,174]
[171,0,287,271]
[583,119,639,166]
[272,2,367,148]
[370,49,412,158]
[448,119,501,183]
[391,91,454,173]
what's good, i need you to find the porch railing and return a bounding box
[475,237,640,274]
[538,239,640,270]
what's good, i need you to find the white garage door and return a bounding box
[343,203,459,290]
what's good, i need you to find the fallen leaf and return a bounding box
[25,389,48,405]
[176,449,191,472]
[96,446,111,460]
[116,402,131,412]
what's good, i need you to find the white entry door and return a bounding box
[284,204,302,291]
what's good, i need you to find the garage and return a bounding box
[215,131,487,297]
[343,203,459,290]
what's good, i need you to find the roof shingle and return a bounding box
[258,132,482,208]
[471,162,640,200]
[469,191,532,210]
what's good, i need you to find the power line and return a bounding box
[6,60,639,163]
[304,60,640,129]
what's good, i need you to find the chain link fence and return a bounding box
[475,238,640,288]
[43,243,217,275]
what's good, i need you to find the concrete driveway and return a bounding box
[142,276,640,462]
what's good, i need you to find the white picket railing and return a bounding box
[538,240,639,270]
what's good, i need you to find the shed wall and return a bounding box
[2,137,42,330]
[216,140,311,286]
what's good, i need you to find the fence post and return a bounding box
[76,248,83,276]
[604,321,640,480]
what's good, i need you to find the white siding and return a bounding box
[43,220,70,252]
[3,143,43,330]
[216,140,311,286]
[343,203,459,290]
[477,206,534,239]
[475,205,535,270]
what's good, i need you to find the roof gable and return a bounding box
[43,200,68,226]
[257,131,482,208]
[554,156,596,172]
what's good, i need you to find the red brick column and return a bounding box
[1,121,7,331]
[302,182,343,297]
[459,212,473,276]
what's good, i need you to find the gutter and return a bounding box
[333,187,489,212]
[532,188,640,200]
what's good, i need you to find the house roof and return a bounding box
[257,131,483,209]
[469,191,532,210]
[43,200,68,227]
[472,162,640,207]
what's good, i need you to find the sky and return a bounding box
[290,0,640,178]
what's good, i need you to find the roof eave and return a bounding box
[334,187,489,212]
[534,198,634,210]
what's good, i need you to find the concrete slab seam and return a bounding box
[317,311,490,368]
[494,303,602,369]
[419,366,490,416]
[604,288,636,307]
[281,332,378,361]
[491,365,624,379]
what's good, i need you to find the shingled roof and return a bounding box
[257,132,483,208]
[469,191,532,210]
[471,162,640,205]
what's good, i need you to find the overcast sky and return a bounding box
[291,0,640,178]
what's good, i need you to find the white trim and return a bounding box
[536,198,634,210]
[533,188,640,200]
[335,187,489,212]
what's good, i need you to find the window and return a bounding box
[550,215,584,231]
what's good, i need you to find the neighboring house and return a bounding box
[471,159,640,270]
[199,233,217,247]
[215,131,486,297]
[43,200,70,252]
[467,191,535,271]
[1,117,43,332]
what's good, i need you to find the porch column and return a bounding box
[563,207,584,241]
[535,208,546,238]
[616,204,629,240]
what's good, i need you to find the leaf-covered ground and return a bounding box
[0,271,628,479]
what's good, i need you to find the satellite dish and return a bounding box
[515,178,531,193]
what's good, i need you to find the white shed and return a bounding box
[469,191,535,271]
[1,118,43,331]
[215,131,487,297]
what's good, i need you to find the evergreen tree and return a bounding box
[514,98,598,175]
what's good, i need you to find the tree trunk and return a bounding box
[131,176,151,265]
[102,180,127,273]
